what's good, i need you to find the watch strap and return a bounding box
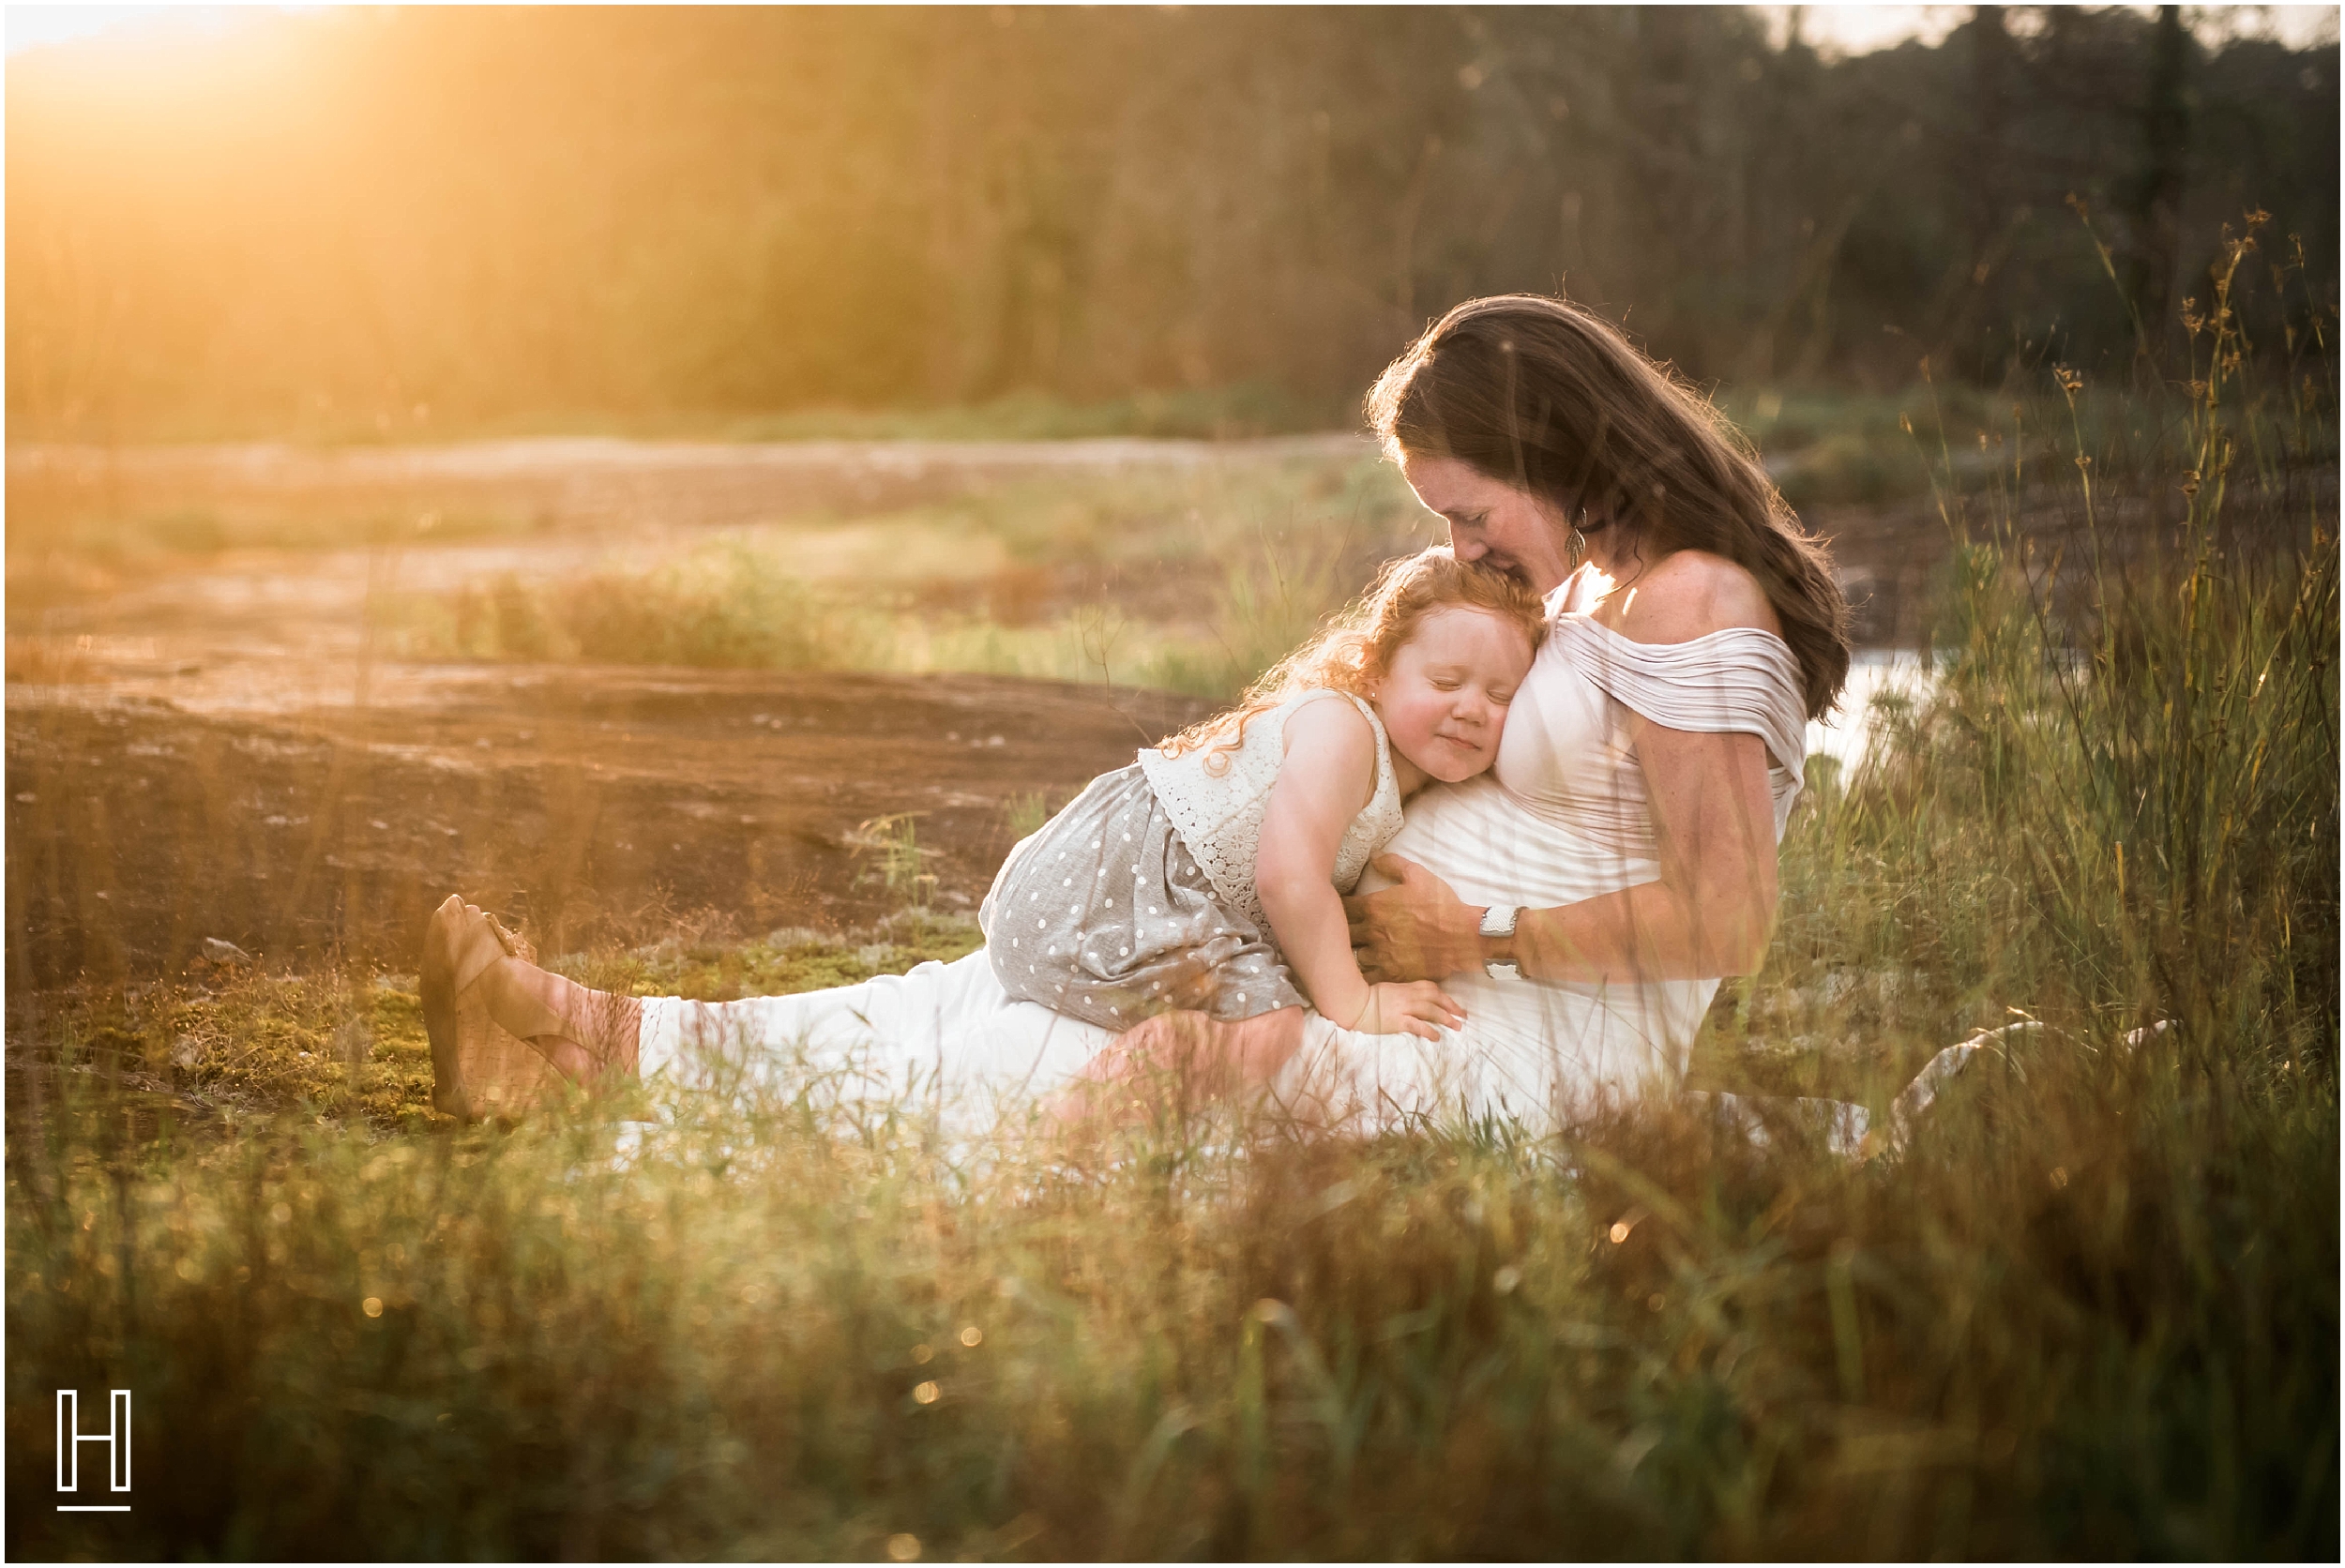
[1479,904,1521,981]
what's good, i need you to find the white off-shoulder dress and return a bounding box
[636,602,1808,1137]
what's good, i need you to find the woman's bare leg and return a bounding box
[422,897,641,1114]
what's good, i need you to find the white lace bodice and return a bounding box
[1137,689,1404,930]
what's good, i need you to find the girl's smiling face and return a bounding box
[1371,604,1538,792]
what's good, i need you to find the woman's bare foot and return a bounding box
[419,896,643,1119]
[420,896,526,1118]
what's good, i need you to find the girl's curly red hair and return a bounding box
[1157,546,1548,770]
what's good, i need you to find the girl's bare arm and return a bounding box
[1258,700,1462,1038]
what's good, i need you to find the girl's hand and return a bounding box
[1353,980,1466,1041]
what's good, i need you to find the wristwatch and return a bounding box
[1479,904,1522,981]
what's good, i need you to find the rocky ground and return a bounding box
[6,660,1210,987]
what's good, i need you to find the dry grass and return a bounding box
[6,236,2336,1558]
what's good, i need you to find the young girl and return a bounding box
[980,547,1546,1043]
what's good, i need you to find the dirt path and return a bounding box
[8,430,1972,654]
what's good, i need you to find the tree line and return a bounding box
[6,5,2334,440]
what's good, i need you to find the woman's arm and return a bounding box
[1347,721,1779,984]
[1257,700,1463,1038]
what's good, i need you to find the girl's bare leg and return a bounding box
[1045,1005,1307,1134]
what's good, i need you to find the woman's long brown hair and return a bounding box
[1366,294,1851,720]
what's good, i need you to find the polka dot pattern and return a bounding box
[976,763,1305,1030]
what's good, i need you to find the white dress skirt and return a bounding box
[638,610,1815,1139]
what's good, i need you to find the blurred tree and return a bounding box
[2120,5,2192,351]
[4,5,2333,440]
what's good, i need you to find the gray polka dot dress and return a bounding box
[979,690,1403,1031]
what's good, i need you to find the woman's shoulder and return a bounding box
[1596,550,1781,644]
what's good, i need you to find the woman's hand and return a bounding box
[1343,854,1485,982]
[1353,980,1466,1040]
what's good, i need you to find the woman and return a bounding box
[422,294,1848,1136]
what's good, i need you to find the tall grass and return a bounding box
[399,532,1372,704]
[426,541,900,672]
[371,451,1431,702]
[8,238,2336,1555]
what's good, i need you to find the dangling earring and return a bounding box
[1567,520,1589,569]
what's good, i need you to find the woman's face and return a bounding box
[1399,454,1580,596]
